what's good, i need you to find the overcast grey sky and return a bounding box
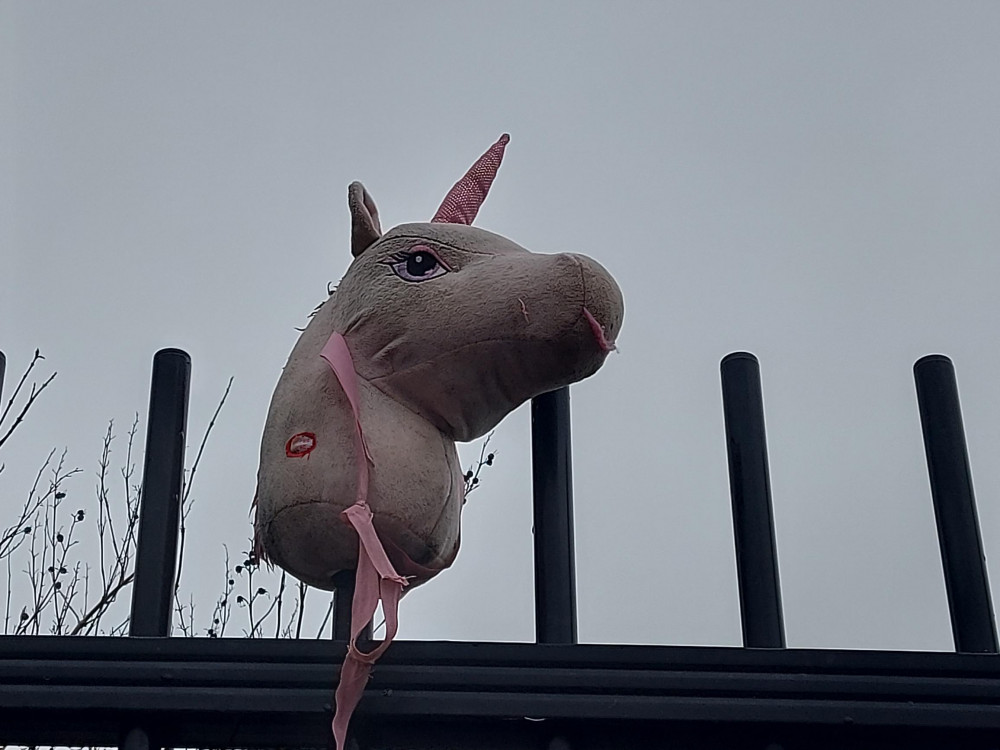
[3,2,1000,649]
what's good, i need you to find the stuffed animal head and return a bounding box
[325,135,624,441]
[255,135,623,590]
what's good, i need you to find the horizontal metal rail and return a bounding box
[1,637,999,748]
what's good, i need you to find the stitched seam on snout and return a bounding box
[569,253,589,313]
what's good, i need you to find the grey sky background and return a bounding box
[3,2,1000,649]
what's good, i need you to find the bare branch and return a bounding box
[0,449,54,561]
[207,546,234,638]
[0,349,44,427]
[68,572,134,636]
[0,371,57,450]
[181,376,234,513]
[14,452,82,635]
[175,377,233,598]
[274,570,287,638]
[463,431,496,496]
[295,580,307,639]
[316,596,334,639]
[174,592,196,638]
[4,557,11,634]
[96,421,114,600]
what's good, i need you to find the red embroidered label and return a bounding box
[285,432,316,458]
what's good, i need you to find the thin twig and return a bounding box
[96,421,114,601]
[464,431,496,496]
[68,572,135,636]
[0,449,56,560]
[207,546,234,638]
[0,371,57,450]
[274,570,287,638]
[4,557,11,634]
[316,597,335,639]
[15,452,81,635]
[175,377,233,598]
[0,349,44,428]
[295,580,307,639]
[74,419,142,636]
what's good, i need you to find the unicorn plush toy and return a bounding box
[253,135,624,748]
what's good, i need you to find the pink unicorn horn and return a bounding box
[431,134,510,225]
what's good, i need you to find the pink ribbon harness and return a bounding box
[313,135,510,748]
[319,331,411,750]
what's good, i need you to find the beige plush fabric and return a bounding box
[253,147,624,593]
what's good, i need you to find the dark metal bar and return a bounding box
[0,350,6,402]
[913,355,998,653]
[721,352,786,648]
[330,570,371,643]
[4,636,1000,748]
[332,573,354,642]
[531,387,577,644]
[129,348,191,637]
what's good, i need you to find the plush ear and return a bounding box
[348,181,382,257]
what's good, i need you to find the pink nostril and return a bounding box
[583,307,616,353]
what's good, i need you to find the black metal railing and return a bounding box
[0,346,998,750]
[716,350,998,654]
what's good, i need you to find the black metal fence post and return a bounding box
[331,571,371,643]
[913,355,998,653]
[721,352,786,648]
[332,572,355,641]
[531,387,578,644]
[129,348,191,638]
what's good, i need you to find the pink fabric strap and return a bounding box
[320,332,409,750]
[332,504,407,748]
[320,332,374,491]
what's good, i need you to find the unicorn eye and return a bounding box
[388,246,449,282]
